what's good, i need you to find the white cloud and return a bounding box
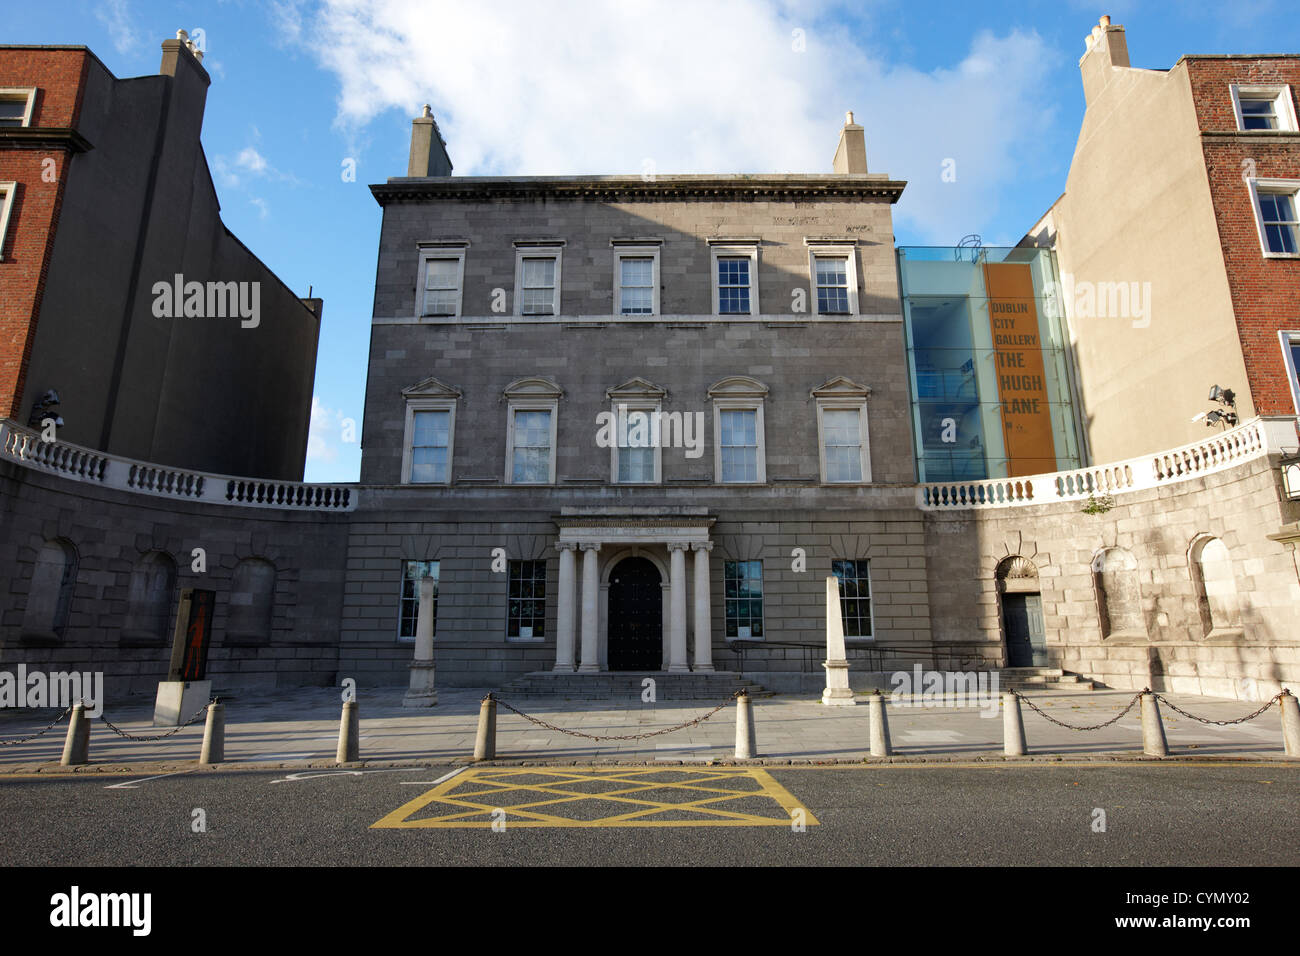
[212,138,303,192]
[269,0,309,46]
[306,396,343,463]
[96,0,141,56]
[301,0,1058,242]
[249,197,270,219]
[237,147,270,175]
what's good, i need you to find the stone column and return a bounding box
[668,543,690,673]
[578,543,601,673]
[403,575,438,707]
[822,575,855,706]
[553,542,577,673]
[692,542,714,672]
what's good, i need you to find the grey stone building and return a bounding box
[343,112,930,687]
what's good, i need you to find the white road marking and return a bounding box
[105,771,191,790]
[271,767,435,784]
[398,767,470,786]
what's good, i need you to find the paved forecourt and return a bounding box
[0,684,1294,773]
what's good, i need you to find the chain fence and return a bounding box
[1152,691,1283,726]
[1012,687,1285,731]
[490,690,741,742]
[0,686,1290,757]
[0,699,215,748]
[1015,689,1144,731]
[98,698,215,741]
[0,706,71,746]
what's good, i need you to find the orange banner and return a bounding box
[984,263,1055,477]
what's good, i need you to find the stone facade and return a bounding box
[3,415,1295,702]
[0,450,350,698]
[926,448,1300,700]
[346,126,932,687]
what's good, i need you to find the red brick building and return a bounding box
[0,48,88,423]
[0,36,322,481]
[1188,55,1300,420]
[1023,17,1300,463]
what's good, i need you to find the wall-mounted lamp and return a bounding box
[1198,384,1238,429]
[1283,457,1300,501]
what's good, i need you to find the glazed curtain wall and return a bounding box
[898,246,1082,482]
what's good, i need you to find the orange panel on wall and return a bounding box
[984,262,1056,477]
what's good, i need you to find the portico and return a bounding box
[551,514,716,674]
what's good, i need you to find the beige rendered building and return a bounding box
[1024,16,1300,464]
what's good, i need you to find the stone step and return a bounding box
[998,667,1066,679]
[1002,677,1096,692]
[975,668,1096,693]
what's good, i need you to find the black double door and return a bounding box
[607,557,663,671]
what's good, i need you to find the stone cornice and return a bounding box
[372,174,907,205]
[0,127,93,152]
[554,514,717,529]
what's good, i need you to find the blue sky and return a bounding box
[7,0,1298,481]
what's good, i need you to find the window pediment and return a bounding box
[606,377,667,401]
[402,375,462,399]
[503,377,564,400]
[708,376,769,399]
[811,376,872,399]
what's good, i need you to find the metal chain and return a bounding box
[0,707,71,746]
[98,698,215,741]
[1153,692,1282,726]
[490,692,739,742]
[1015,689,1144,731]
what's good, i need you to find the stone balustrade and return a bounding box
[0,420,356,512]
[919,417,1295,511]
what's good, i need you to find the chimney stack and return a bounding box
[1080,15,1130,105]
[407,104,453,178]
[158,30,210,125]
[833,110,868,174]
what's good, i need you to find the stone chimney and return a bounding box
[1080,15,1130,105]
[158,30,211,131]
[407,105,454,177]
[833,110,868,174]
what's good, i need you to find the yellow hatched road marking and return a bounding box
[370,766,820,829]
